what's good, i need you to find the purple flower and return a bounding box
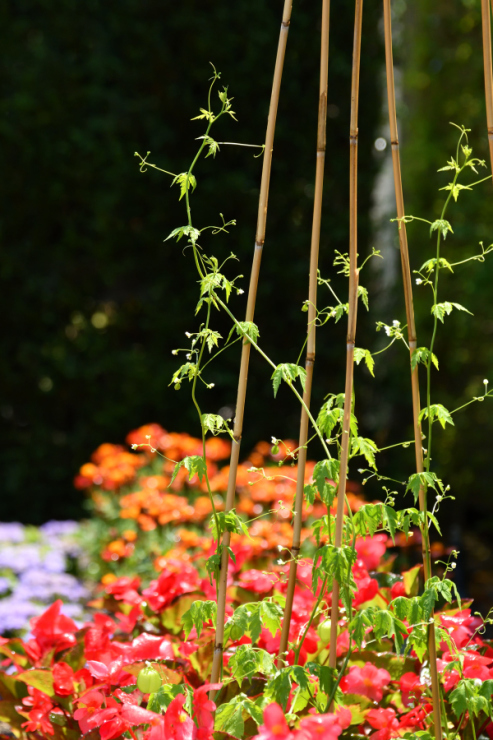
[0,523,25,543]
[39,521,79,537]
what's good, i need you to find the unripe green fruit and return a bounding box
[137,665,162,694]
[317,619,332,644]
[271,444,279,455]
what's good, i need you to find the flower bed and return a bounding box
[0,424,491,739]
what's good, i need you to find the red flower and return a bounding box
[164,694,195,740]
[390,580,405,598]
[53,661,75,696]
[105,575,143,606]
[355,535,387,571]
[19,686,55,736]
[142,560,200,612]
[399,672,424,707]
[367,708,400,740]
[29,600,78,659]
[341,662,391,702]
[297,710,346,740]
[239,569,277,593]
[255,703,292,740]
[193,683,222,740]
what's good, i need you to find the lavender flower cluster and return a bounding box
[0,521,90,634]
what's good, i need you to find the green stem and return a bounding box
[190,298,220,538]
[294,576,328,664]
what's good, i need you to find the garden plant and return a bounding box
[2,1,493,739]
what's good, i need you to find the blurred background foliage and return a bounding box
[0,0,492,584]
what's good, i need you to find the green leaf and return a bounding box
[419,257,454,273]
[171,172,198,200]
[211,510,250,541]
[215,696,245,738]
[351,437,378,469]
[439,182,472,201]
[164,225,201,244]
[181,600,216,639]
[431,301,473,323]
[259,601,283,638]
[16,670,54,697]
[313,459,340,494]
[201,413,226,435]
[450,679,490,718]
[411,347,439,372]
[430,219,454,240]
[271,363,307,398]
[264,669,292,710]
[357,285,369,311]
[438,157,460,173]
[406,472,440,503]
[228,646,274,686]
[230,321,260,344]
[354,348,375,377]
[419,403,454,430]
[334,303,349,322]
[171,455,208,485]
[196,135,220,158]
[170,362,198,386]
[191,108,214,122]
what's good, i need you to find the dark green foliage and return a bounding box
[0,0,382,522]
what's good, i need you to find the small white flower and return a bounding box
[357,469,364,474]
[208,383,215,389]
[186,353,191,360]
[416,278,423,285]
[131,444,138,450]
[185,332,192,338]
[451,562,456,569]
[484,379,489,385]
[172,350,178,355]
[237,289,244,295]
[384,326,391,336]
[271,436,277,444]
[392,319,400,327]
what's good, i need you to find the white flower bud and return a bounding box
[416,278,423,285]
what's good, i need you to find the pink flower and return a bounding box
[341,662,391,702]
[297,711,346,740]
[239,569,277,593]
[164,693,195,740]
[355,535,387,571]
[255,703,292,740]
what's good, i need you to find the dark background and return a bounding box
[1,0,492,604]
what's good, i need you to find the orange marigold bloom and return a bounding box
[137,514,157,531]
[107,539,127,557]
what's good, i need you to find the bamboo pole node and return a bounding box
[282,20,291,27]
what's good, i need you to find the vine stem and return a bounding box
[277,0,331,666]
[482,0,493,176]
[209,0,294,698]
[328,0,363,675]
[383,3,442,737]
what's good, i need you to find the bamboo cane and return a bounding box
[482,0,493,174]
[277,0,331,666]
[209,0,294,695]
[328,0,363,672]
[383,3,442,738]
